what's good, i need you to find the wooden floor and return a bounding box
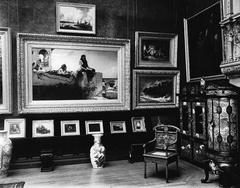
[1,160,220,188]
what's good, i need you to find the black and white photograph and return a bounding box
[0,0,238,188]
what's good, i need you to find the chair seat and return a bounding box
[143,150,178,159]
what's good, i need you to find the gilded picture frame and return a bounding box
[0,27,12,114]
[131,117,146,132]
[109,121,126,134]
[132,70,180,109]
[17,33,130,113]
[135,31,178,68]
[32,120,54,138]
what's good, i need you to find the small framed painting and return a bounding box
[32,120,54,138]
[110,121,126,134]
[135,31,178,68]
[4,118,26,138]
[60,120,80,136]
[85,120,104,135]
[131,117,146,132]
[56,2,96,34]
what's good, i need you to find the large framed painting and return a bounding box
[0,27,12,114]
[17,33,130,113]
[135,31,178,68]
[132,70,180,109]
[56,2,96,34]
[184,2,223,82]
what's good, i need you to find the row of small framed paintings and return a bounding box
[4,117,146,138]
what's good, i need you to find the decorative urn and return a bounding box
[90,133,105,168]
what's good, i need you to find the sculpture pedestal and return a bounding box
[90,134,105,168]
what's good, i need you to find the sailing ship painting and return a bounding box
[32,48,118,101]
[57,2,96,34]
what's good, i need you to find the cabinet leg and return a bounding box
[155,163,158,173]
[144,161,147,178]
[201,160,210,183]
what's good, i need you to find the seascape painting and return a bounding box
[32,48,118,101]
[139,75,173,103]
[132,70,179,109]
[56,2,96,34]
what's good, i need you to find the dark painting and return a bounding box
[186,2,222,80]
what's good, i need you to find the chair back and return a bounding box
[154,124,180,151]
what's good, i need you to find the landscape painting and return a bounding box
[132,70,180,109]
[56,2,96,34]
[17,33,130,113]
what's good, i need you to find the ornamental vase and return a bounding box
[0,130,12,177]
[90,134,105,168]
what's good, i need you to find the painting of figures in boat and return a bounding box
[56,2,96,34]
[132,70,180,109]
[17,33,130,113]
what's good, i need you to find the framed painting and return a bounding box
[4,118,26,138]
[135,31,178,68]
[17,33,130,113]
[32,120,54,138]
[0,27,12,114]
[60,120,80,136]
[131,117,146,132]
[184,2,223,82]
[85,120,104,135]
[132,70,180,109]
[56,2,96,34]
[110,121,126,134]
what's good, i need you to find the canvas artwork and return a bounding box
[0,27,11,114]
[32,120,54,137]
[56,2,96,34]
[184,2,222,81]
[135,32,178,68]
[17,34,130,113]
[32,48,117,101]
[132,70,180,109]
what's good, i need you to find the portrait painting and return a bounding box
[85,120,104,135]
[4,119,26,138]
[110,121,126,134]
[61,120,80,136]
[135,32,178,68]
[56,2,96,34]
[17,33,130,113]
[132,70,180,109]
[131,117,146,132]
[32,120,54,137]
[184,2,223,81]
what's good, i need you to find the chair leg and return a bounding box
[144,161,147,178]
[155,163,158,173]
[166,162,169,183]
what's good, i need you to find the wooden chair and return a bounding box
[143,124,180,183]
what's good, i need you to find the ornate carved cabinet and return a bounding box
[180,84,207,165]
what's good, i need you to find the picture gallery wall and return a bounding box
[0,0,186,166]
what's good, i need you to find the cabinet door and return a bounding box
[180,101,192,136]
[193,141,206,163]
[192,102,206,140]
[180,137,192,160]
